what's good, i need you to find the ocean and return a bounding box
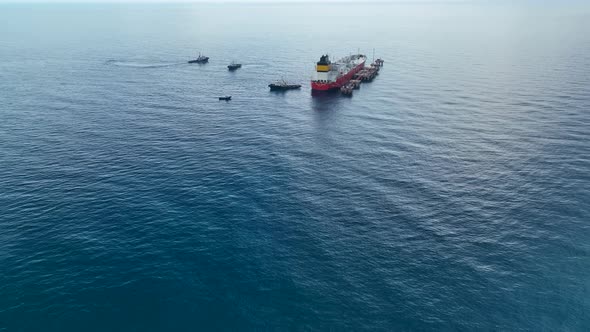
[1,2,589,331]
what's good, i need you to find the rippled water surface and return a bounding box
[1,3,590,331]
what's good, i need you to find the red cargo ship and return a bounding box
[311,54,366,91]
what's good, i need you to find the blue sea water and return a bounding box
[1,2,590,331]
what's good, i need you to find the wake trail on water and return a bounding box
[105,59,186,68]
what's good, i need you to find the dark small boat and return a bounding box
[268,79,302,91]
[227,62,242,71]
[188,53,209,64]
[219,96,231,101]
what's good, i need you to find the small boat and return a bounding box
[188,53,209,64]
[219,96,231,101]
[227,62,242,71]
[268,79,302,91]
[340,84,354,96]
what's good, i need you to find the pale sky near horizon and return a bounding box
[0,0,434,2]
[0,0,465,3]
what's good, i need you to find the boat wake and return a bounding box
[242,64,266,68]
[105,60,185,68]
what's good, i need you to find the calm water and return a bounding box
[1,2,590,331]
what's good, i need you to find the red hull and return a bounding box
[311,61,366,91]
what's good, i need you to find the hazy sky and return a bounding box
[0,0,457,2]
[0,0,437,2]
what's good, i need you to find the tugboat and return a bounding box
[227,62,242,71]
[219,96,231,101]
[188,53,209,64]
[268,79,302,91]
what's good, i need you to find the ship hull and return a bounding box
[311,58,366,91]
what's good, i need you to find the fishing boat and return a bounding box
[219,96,231,101]
[268,79,302,91]
[188,53,209,64]
[227,62,242,71]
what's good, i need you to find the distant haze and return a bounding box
[0,0,466,3]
